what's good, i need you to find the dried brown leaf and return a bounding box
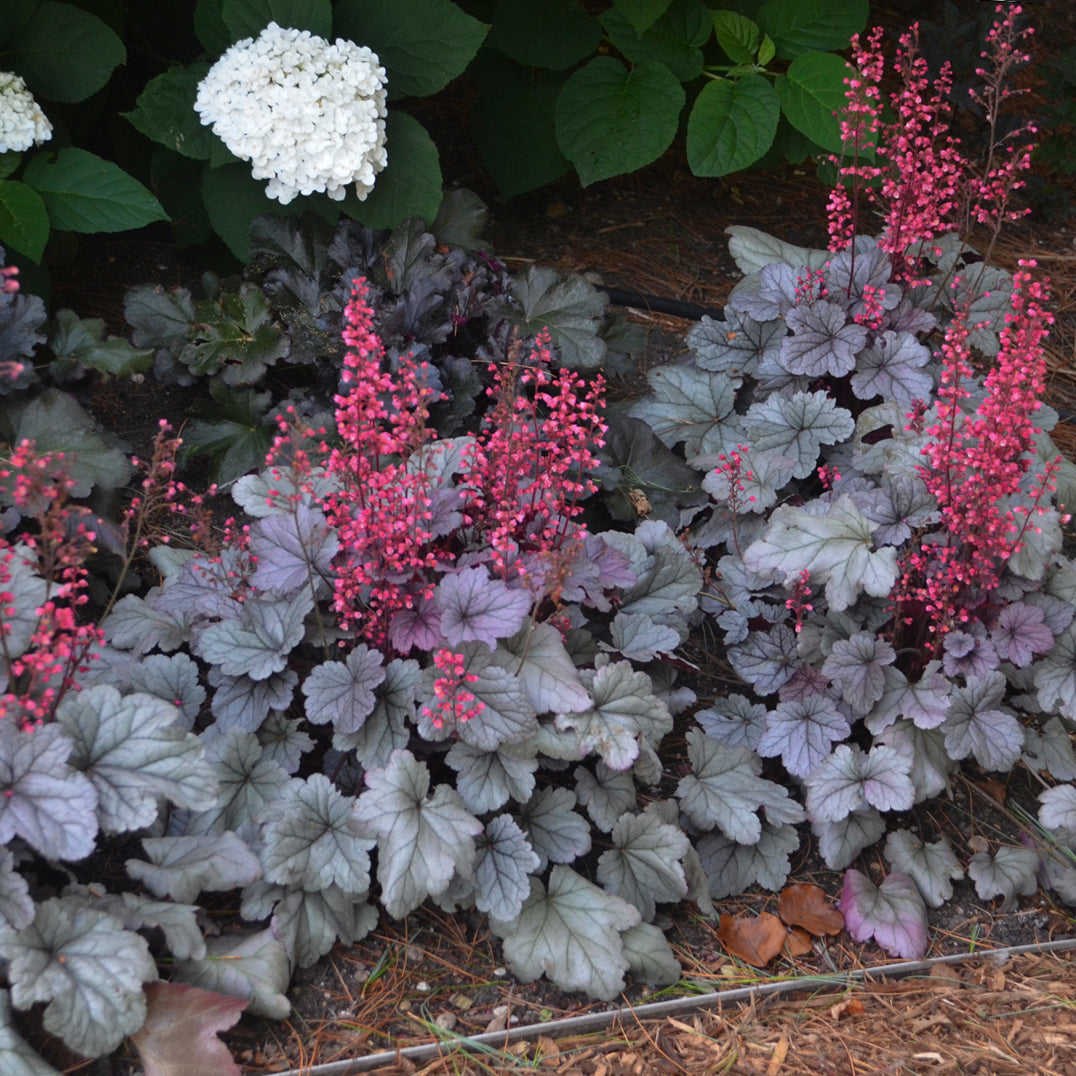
[777,883,844,936]
[717,911,788,967]
[782,925,814,959]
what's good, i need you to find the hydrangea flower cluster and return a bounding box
[0,73,52,154]
[194,22,388,205]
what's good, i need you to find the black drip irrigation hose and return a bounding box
[271,938,1076,1076]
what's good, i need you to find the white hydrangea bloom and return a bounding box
[0,73,52,154]
[194,22,388,205]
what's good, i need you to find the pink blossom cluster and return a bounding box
[897,262,1058,637]
[0,263,24,384]
[422,648,481,730]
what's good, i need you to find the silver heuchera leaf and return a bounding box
[596,810,689,919]
[629,364,738,453]
[1,987,63,1075]
[839,869,928,959]
[515,786,591,872]
[301,646,386,735]
[804,744,915,823]
[436,566,533,650]
[695,694,767,751]
[1034,621,1076,721]
[1023,718,1076,782]
[0,722,98,861]
[270,886,378,969]
[173,928,291,1019]
[688,308,784,377]
[0,849,33,932]
[850,330,933,407]
[696,821,799,898]
[813,808,886,870]
[127,833,262,903]
[992,601,1055,669]
[744,391,855,480]
[942,673,1025,772]
[677,728,805,845]
[493,866,640,1001]
[967,846,1039,911]
[446,742,538,814]
[609,611,681,662]
[487,624,592,714]
[781,300,867,377]
[473,814,541,921]
[574,763,637,833]
[616,520,701,620]
[876,721,954,802]
[335,657,418,769]
[821,632,896,716]
[866,663,950,735]
[884,830,963,908]
[122,652,206,729]
[0,897,156,1057]
[249,503,339,595]
[209,667,298,734]
[257,711,314,774]
[354,750,483,919]
[58,685,214,834]
[1038,783,1076,834]
[725,225,827,274]
[620,921,682,987]
[0,546,47,673]
[757,696,851,780]
[727,623,800,697]
[258,774,374,893]
[453,657,539,751]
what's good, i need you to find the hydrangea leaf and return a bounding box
[127,833,262,904]
[574,763,637,833]
[0,849,33,931]
[839,869,928,959]
[131,980,246,1076]
[173,928,290,1020]
[884,830,963,908]
[628,364,738,453]
[258,774,373,893]
[804,744,915,823]
[488,623,592,714]
[743,496,899,611]
[494,866,640,1000]
[354,750,483,918]
[0,897,156,1057]
[687,309,784,376]
[620,921,682,987]
[177,730,289,842]
[57,686,213,834]
[757,696,851,780]
[270,886,377,970]
[301,646,386,736]
[446,741,538,814]
[0,988,62,1076]
[505,263,606,368]
[942,673,1025,772]
[677,728,805,845]
[727,623,800,696]
[695,694,768,751]
[474,814,541,921]
[851,329,933,406]
[1034,621,1076,721]
[781,301,867,376]
[821,632,896,715]
[597,810,688,919]
[967,846,1040,910]
[813,808,886,870]
[696,821,799,898]
[194,590,313,681]
[515,786,591,872]
[609,611,681,662]
[0,722,98,861]
[249,503,339,596]
[744,390,854,480]
[436,566,533,649]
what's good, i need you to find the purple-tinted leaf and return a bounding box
[867,663,950,735]
[208,667,297,734]
[728,623,800,696]
[813,808,885,870]
[249,504,338,595]
[387,592,442,653]
[131,981,246,1076]
[781,301,867,377]
[488,623,591,713]
[1038,783,1076,833]
[942,673,1024,772]
[301,646,386,736]
[992,602,1054,668]
[967,846,1039,910]
[941,628,999,679]
[629,364,738,453]
[1035,621,1076,721]
[851,330,933,406]
[824,240,900,317]
[1026,592,1075,638]
[821,632,895,715]
[757,696,851,779]
[695,694,767,751]
[804,744,915,822]
[745,391,855,480]
[727,262,801,321]
[1024,718,1076,781]
[884,830,963,908]
[840,869,928,959]
[437,567,533,650]
[688,308,784,376]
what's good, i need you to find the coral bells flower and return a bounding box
[422,648,483,730]
[0,73,51,153]
[195,23,387,205]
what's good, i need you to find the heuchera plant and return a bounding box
[3,5,1076,1072]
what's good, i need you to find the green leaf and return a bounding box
[687,75,779,177]
[0,180,48,263]
[194,0,231,54]
[505,264,606,369]
[0,152,21,180]
[493,866,640,1001]
[556,58,684,186]
[758,33,776,65]
[23,149,168,234]
[334,0,489,99]
[775,51,851,153]
[884,830,963,909]
[8,1,125,103]
[601,0,712,83]
[0,897,156,1058]
[621,921,682,986]
[47,308,153,379]
[221,0,332,40]
[486,0,601,71]
[612,0,675,36]
[757,0,868,59]
[712,10,760,64]
[471,54,571,200]
[123,64,218,160]
[201,162,281,262]
[0,989,63,1076]
[347,111,442,229]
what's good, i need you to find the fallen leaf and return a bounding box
[718,911,788,966]
[778,883,844,936]
[829,997,864,1020]
[131,981,246,1076]
[782,925,814,958]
